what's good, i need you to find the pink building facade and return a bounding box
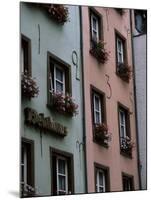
[81,7,140,192]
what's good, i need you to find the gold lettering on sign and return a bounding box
[24,107,68,137]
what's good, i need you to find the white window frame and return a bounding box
[56,156,68,195]
[96,169,106,192]
[119,109,127,138]
[117,37,124,64]
[91,13,99,42]
[93,93,102,124]
[54,64,65,94]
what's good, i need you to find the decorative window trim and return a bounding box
[122,172,134,191]
[21,138,35,197]
[117,102,133,158]
[50,147,74,195]
[94,162,110,193]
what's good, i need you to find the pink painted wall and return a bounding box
[81,7,139,192]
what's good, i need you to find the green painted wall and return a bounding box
[21,3,85,196]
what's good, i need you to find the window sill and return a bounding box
[47,103,74,117]
[120,149,132,159]
[93,136,109,148]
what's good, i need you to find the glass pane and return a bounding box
[120,111,125,124]
[99,171,103,185]
[118,53,123,63]
[94,95,100,111]
[118,39,122,52]
[95,112,100,124]
[58,159,66,174]
[56,67,63,82]
[92,31,97,41]
[56,81,63,93]
[93,17,97,30]
[120,125,125,138]
[59,175,66,191]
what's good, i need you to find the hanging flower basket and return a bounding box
[117,63,132,82]
[51,92,78,116]
[120,136,135,156]
[21,72,39,99]
[90,40,109,64]
[36,4,69,24]
[94,123,111,146]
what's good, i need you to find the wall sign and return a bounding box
[24,107,68,137]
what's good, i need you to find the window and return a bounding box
[51,148,74,195]
[21,35,31,75]
[119,108,127,138]
[91,13,99,42]
[117,37,124,64]
[91,87,105,125]
[115,31,127,68]
[118,103,132,156]
[94,163,110,193]
[122,173,134,191]
[96,169,106,192]
[54,65,65,93]
[21,139,34,197]
[134,10,147,34]
[93,93,102,124]
[47,52,71,105]
[90,9,102,43]
[91,86,108,146]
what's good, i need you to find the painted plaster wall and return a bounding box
[21,3,85,196]
[81,7,139,192]
[133,34,147,189]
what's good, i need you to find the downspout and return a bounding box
[79,6,88,193]
[130,9,142,190]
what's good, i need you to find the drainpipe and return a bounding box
[79,6,88,194]
[130,9,142,190]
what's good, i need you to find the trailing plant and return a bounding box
[94,123,111,146]
[90,40,110,64]
[120,136,135,156]
[117,63,132,82]
[36,4,69,24]
[51,92,78,116]
[21,182,35,197]
[21,72,39,99]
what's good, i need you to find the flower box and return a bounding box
[94,123,111,147]
[90,40,109,64]
[36,4,69,24]
[117,63,132,82]
[51,92,78,116]
[21,72,39,99]
[120,136,134,157]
